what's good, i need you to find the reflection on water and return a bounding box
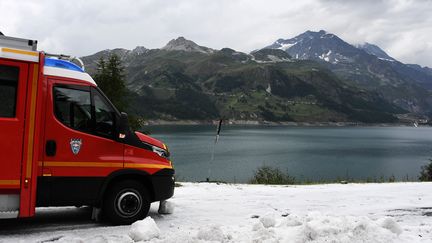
[148,125,432,183]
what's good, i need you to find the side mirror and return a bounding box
[118,112,129,139]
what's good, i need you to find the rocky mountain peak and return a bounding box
[162,37,214,54]
[263,30,354,63]
[356,42,395,62]
[132,46,148,55]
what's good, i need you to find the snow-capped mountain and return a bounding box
[261,30,432,113]
[262,30,432,90]
[263,30,361,64]
[162,37,214,54]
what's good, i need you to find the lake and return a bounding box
[148,125,432,183]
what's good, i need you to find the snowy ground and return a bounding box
[0,182,431,242]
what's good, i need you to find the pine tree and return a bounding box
[94,54,145,131]
[94,54,127,112]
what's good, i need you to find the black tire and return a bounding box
[103,180,150,225]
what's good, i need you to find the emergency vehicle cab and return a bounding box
[0,35,174,225]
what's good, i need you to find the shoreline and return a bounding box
[142,119,428,127]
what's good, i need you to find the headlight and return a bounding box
[152,145,170,158]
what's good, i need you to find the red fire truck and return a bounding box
[0,35,174,225]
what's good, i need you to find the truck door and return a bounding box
[39,79,124,206]
[0,60,28,215]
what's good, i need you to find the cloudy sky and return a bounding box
[1,0,432,66]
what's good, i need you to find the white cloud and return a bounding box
[1,0,431,66]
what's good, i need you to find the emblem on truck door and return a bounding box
[70,138,82,155]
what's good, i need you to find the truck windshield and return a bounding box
[93,89,115,137]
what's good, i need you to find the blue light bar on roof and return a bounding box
[44,58,84,72]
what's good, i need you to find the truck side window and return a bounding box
[93,89,115,137]
[0,65,19,118]
[54,87,92,133]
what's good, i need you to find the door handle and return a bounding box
[46,140,56,156]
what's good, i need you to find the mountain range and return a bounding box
[81,30,432,124]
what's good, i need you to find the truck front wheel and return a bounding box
[103,180,150,225]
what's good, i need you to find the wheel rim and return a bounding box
[116,190,142,217]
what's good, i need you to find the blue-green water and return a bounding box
[148,126,432,183]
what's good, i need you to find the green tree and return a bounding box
[94,54,146,131]
[94,54,127,112]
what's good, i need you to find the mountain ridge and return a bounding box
[261,30,432,114]
[80,33,431,124]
